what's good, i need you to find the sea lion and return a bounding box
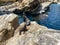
[14,22,28,35]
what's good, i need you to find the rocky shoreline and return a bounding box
[0,13,60,45]
[0,0,60,45]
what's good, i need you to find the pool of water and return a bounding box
[40,4,60,30]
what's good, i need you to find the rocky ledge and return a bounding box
[6,22,60,45]
[0,13,60,45]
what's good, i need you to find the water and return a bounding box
[20,4,60,30]
[18,13,35,24]
[18,16,24,24]
[40,4,60,30]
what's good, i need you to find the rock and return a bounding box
[0,0,16,3]
[6,22,60,45]
[0,0,41,14]
[0,30,6,41]
[0,13,19,42]
[6,13,19,30]
[25,41,38,45]
[41,2,52,10]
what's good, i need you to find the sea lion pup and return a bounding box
[1,0,41,13]
[14,13,30,35]
[23,12,31,26]
[14,22,27,35]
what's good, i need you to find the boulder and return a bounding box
[0,13,19,42]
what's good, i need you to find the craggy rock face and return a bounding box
[18,0,41,13]
[0,13,19,43]
[12,0,41,15]
[0,0,41,14]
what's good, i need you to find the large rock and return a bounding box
[0,13,19,42]
[6,22,60,45]
[0,0,41,14]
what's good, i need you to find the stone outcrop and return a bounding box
[0,13,19,42]
[6,22,60,45]
[0,17,60,45]
[0,0,41,14]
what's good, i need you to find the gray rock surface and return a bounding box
[6,22,60,45]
